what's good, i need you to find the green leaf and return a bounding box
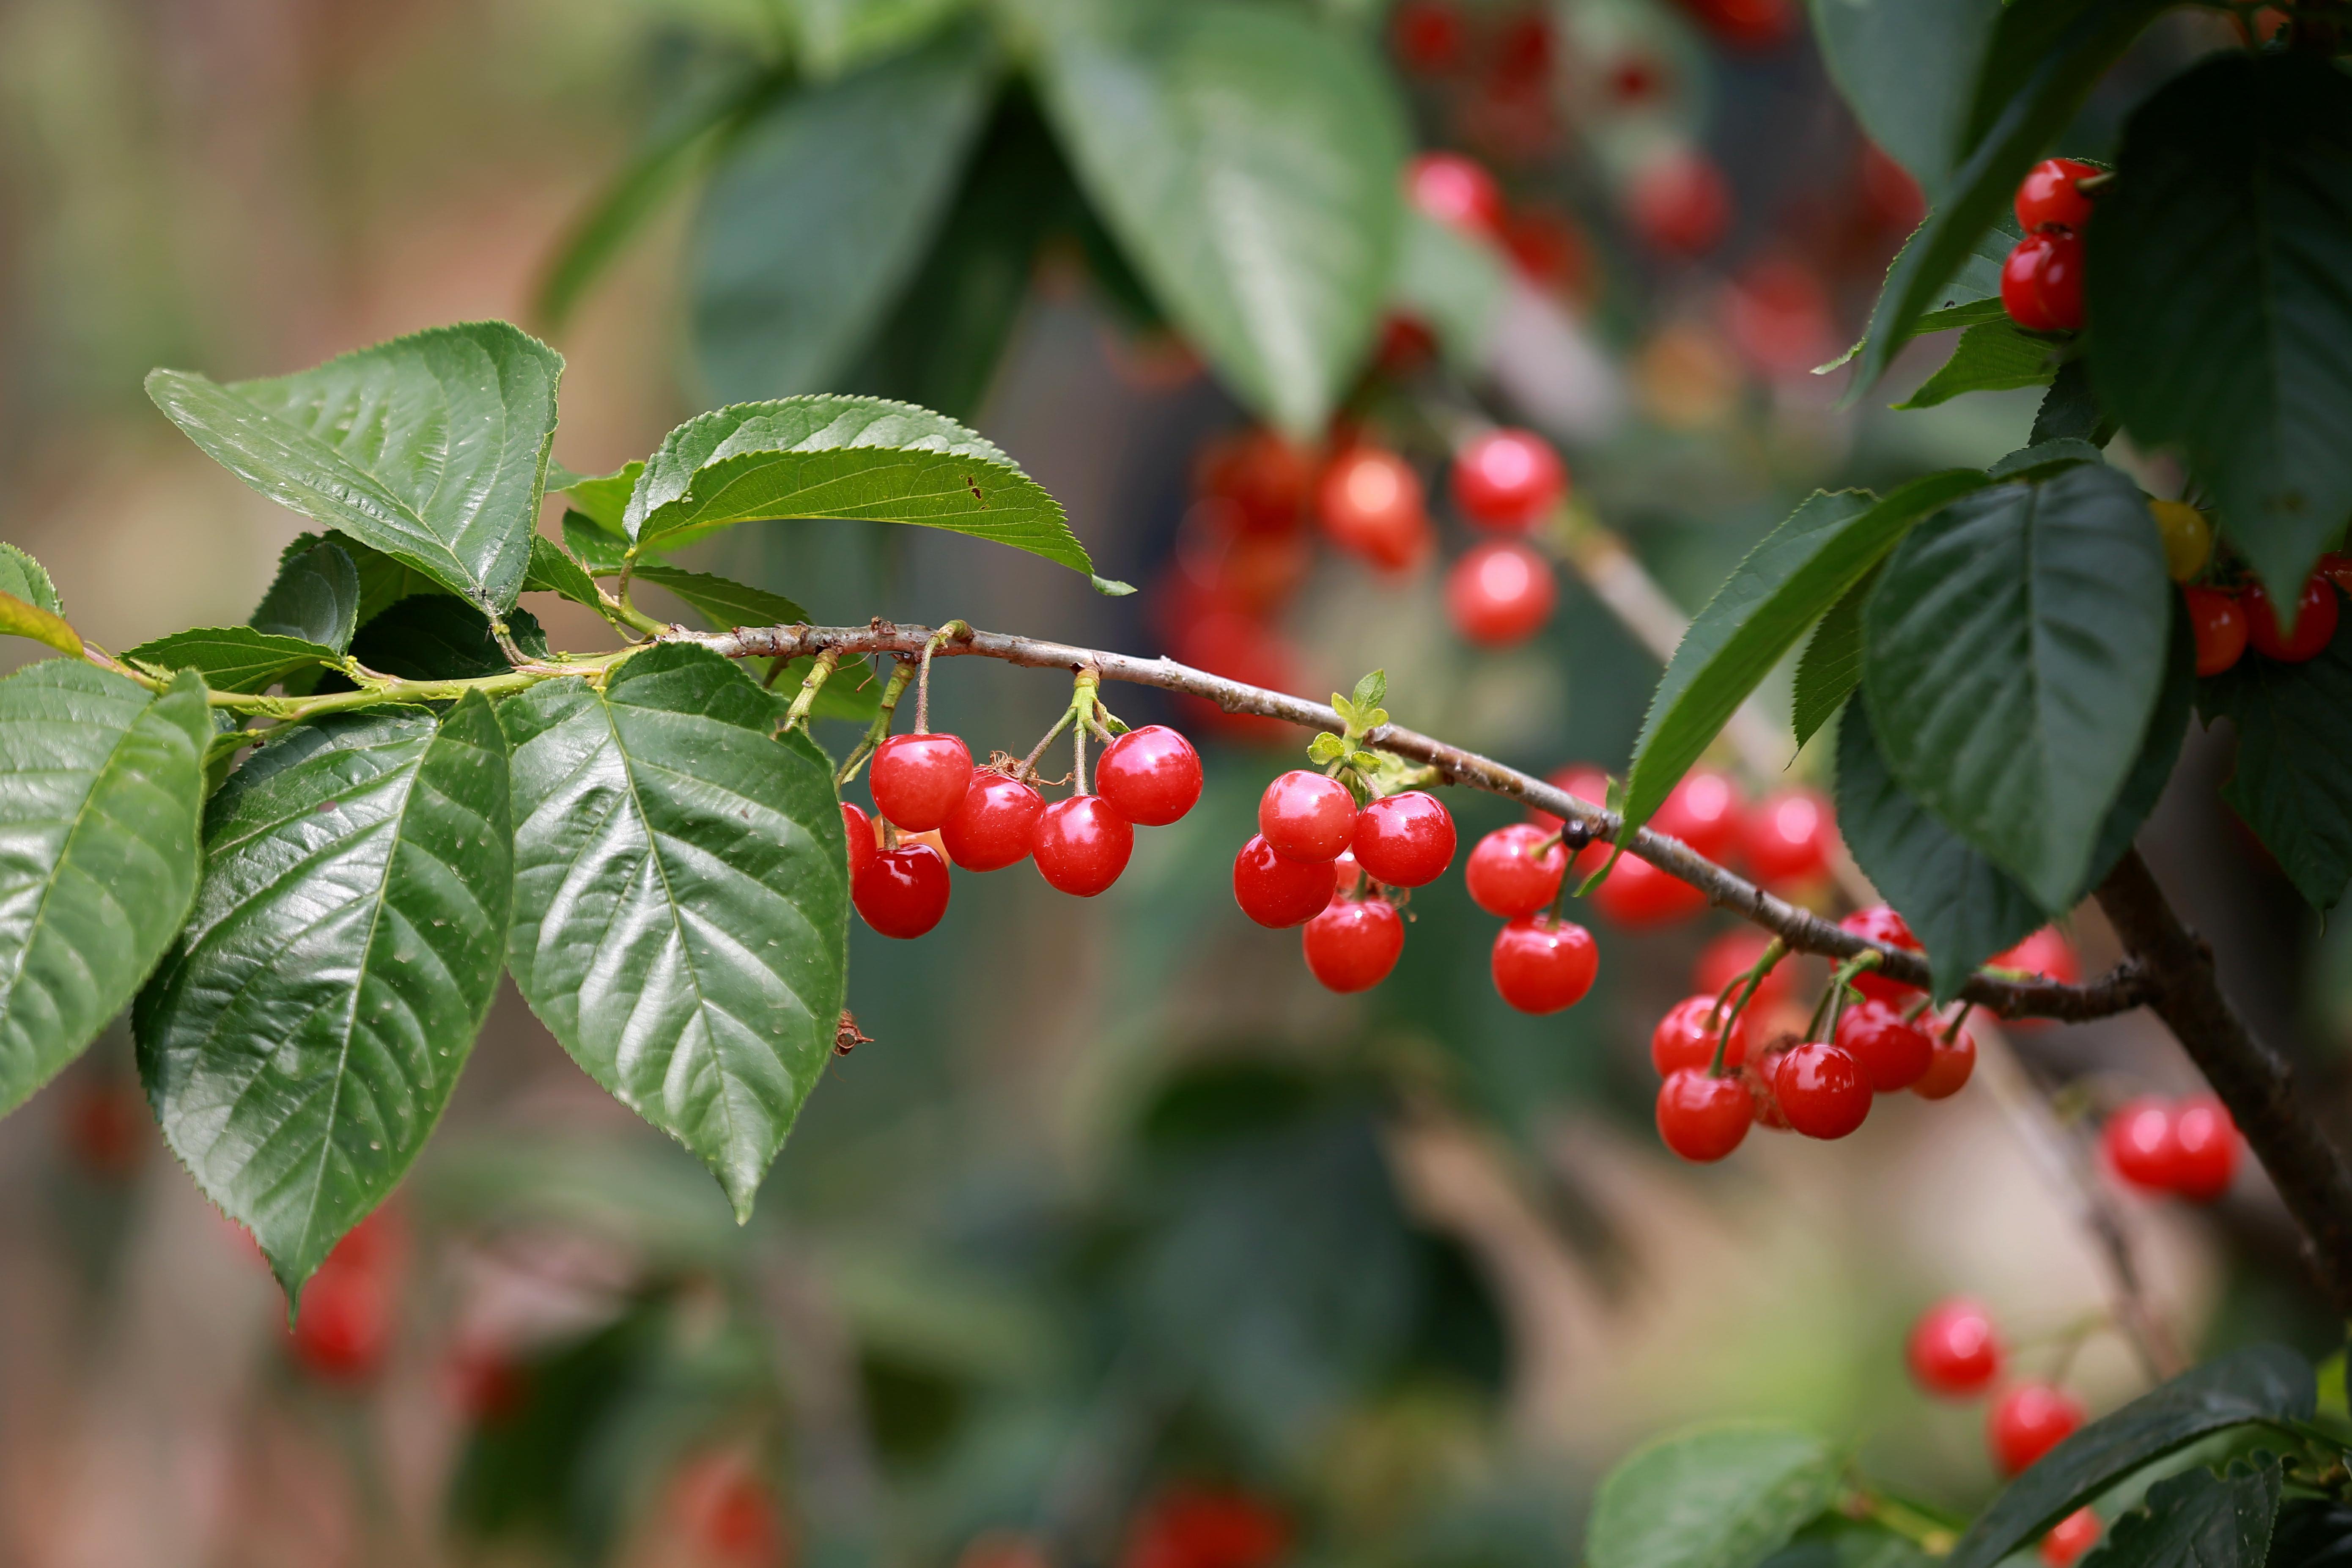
[1861,462,2168,910]
[1805,0,2001,183]
[563,512,629,574]
[783,0,972,76]
[347,599,546,683]
[146,322,563,614]
[2267,1499,2352,1565]
[1893,318,2061,410]
[2081,1461,2280,1568]
[629,565,809,632]
[1843,0,2164,392]
[560,463,641,536]
[692,35,997,404]
[1791,563,1878,749]
[1351,669,1387,712]
[1622,474,1989,844]
[0,542,63,616]
[135,694,512,1293]
[534,69,785,331]
[1391,207,1505,371]
[2087,51,2352,601]
[0,664,210,1117]
[624,396,1098,579]
[522,537,605,615]
[2198,598,2352,911]
[499,643,851,1217]
[2030,360,2116,448]
[249,539,360,651]
[123,626,340,695]
[1034,0,1407,435]
[1947,1344,2313,1568]
[1587,1424,1841,1568]
[1987,438,2105,481]
[1764,1517,1937,1568]
[0,592,82,657]
[280,530,450,629]
[1816,221,2015,377]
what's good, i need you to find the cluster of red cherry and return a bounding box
[845,723,1205,939]
[2184,556,2348,678]
[2000,158,2096,333]
[1907,1299,2102,1565]
[1235,773,1460,996]
[1527,764,1836,927]
[1650,905,1982,1162]
[2102,1094,2240,1203]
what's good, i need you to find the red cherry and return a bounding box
[1234,834,1339,928]
[1989,1384,2085,1476]
[1464,823,1567,917]
[1589,853,1707,926]
[1838,905,1923,1004]
[1301,899,1406,992]
[1912,1022,1977,1100]
[1772,1042,1871,1139]
[1260,770,1359,862]
[1833,998,1934,1093]
[1451,429,1567,530]
[1993,926,2080,984]
[2040,1508,2102,1568]
[2185,586,2249,676]
[941,772,1046,872]
[1123,1487,1290,1568]
[1353,791,1457,887]
[1332,849,1366,899]
[1694,928,1792,1015]
[1196,428,1314,535]
[1446,541,1558,646]
[1389,0,1466,73]
[2103,1096,2178,1192]
[842,802,878,882]
[2245,576,2341,662]
[1652,769,1743,863]
[2000,234,2061,331]
[870,733,974,832]
[1096,725,1203,826]
[1651,994,1748,1076]
[1656,1069,1753,1162]
[2015,157,2100,233]
[1628,147,1731,257]
[2035,230,2085,331]
[1907,1298,2003,1398]
[290,1260,392,1384]
[854,843,951,938]
[670,1451,785,1566]
[1317,447,1432,572]
[1031,796,1133,897]
[2170,1095,2239,1202]
[1745,789,1833,887]
[1405,152,1505,238]
[1490,914,1598,1014]
[1745,1047,1794,1131]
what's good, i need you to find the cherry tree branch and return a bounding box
[698,618,2149,1024]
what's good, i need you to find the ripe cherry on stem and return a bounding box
[1302,898,1405,992]
[1096,724,1203,826]
[1260,770,1360,862]
[1651,994,1748,1076]
[1989,1384,2085,1476]
[1490,914,1598,1013]
[1354,791,1456,887]
[941,773,1045,872]
[1839,906,1923,1004]
[2185,587,2248,676]
[1235,835,1339,928]
[1656,1070,1752,1162]
[1907,1298,2003,1397]
[1464,823,1567,917]
[868,629,975,831]
[854,843,951,939]
[1451,428,1567,530]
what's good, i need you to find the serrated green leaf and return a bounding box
[693,35,996,404]
[535,68,785,331]
[624,396,1098,579]
[1806,0,2001,184]
[562,463,641,537]
[146,323,562,614]
[250,540,360,651]
[0,542,63,616]
[0,664,209,1116]
[2080,1461,2280,1568]
[1391,207,1504,371]
[1791,563,1878,750]
[783,0,971,75]
[2031,360,2116,448]
[2198,592,2352,912]
[563,512,629,574]
[0,592,82,656]
[1033,0,1407,435]
[347,599,546,683]
[1843,0,2165,393]
[1623,474,1988,845]
[523,536,605,614]
[124,626,340,695]
[1352,669,1387,711]
[1894,318,2060,410]
[281,530,450,629]
[1948,1345,2313,1568]
[1091,575,1136,597]
[1587,1424,1841,1568]
[1819,217,2017,376]
[630,564,808,632]
[1861,462,2168,910]
[500,643,850,1218]
[2088,52,2352,602]
[1988,438,2104,481]
[136,694,511,1293]
[1306,733,1346,764]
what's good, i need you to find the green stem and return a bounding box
[835,660,914,786]
[113,647,633,722]
[780,648,839,732]
[1850,1488,1958,1555]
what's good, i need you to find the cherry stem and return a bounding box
[1806,949,1883,1043]
[780,648,839,733]
[834,659,914,786]
[1709,936,1787,1071]
[1942,1002,1975,1044]
[912,621,967,734]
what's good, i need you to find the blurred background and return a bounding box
[0,0,2338,1564]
